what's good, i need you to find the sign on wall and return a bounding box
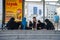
[39,9,42,15]
[5,0,23,22]
[33,7,38,14]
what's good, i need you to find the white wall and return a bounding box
[0,0,2,28]
[25,0,58,1]
[24,2,57,22]
[56,7,60,18]
[24,2,44,22]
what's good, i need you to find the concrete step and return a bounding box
[0,30,60,40]
[0,30,60,34]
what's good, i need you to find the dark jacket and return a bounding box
[45,19,55,30]
[37,23,45,29]
[29,21,33,28]
[6,18,19,30]
[46,22,55,30]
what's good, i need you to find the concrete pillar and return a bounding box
[43,0,45,22]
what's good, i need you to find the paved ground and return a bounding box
[0,30,60,40]
[53,22,60,30]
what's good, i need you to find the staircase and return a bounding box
[0,30,60,40]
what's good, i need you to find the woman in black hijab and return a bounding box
[45,19,55,30]
[6,17,18,30]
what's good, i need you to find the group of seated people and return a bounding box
[5,17,55,30]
